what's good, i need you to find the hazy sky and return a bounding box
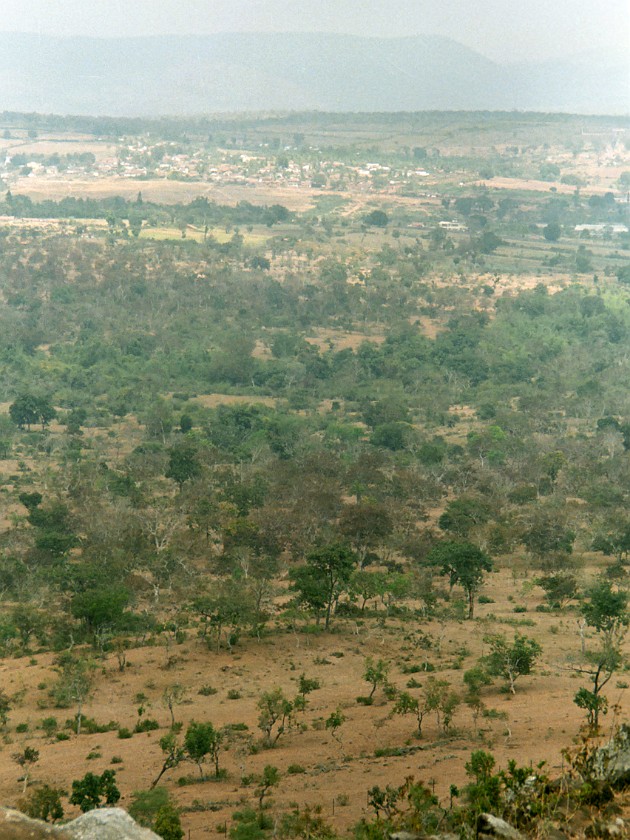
[0,0,628,63]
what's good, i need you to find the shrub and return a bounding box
[70,770,120,812]
[154,804,184,840]
[41,717,58,737]
[128,786,171,828]
[135,718,160,733]
[18,785,64,822]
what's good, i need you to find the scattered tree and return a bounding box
[428,540,493,618]
[483,633,542,694]
[70,770,120,812]
[184,721,224,778]
[257,688,293,748]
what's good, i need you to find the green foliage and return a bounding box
[70,770,120,812]
[364,210,389,227]
[51,655,94,734]
[428,541,493,618]
[543,222,561,241]
[363,657,391,701]
[392,691,424,735]
[128,786,171,828]
[154,804,184,840]
[151,731,186,789]
[257,689,293,748]
[0,689,11,727]
[325,707,346,741]
[9,395,56,431]
[297,673,320,697]
[70,586,131,633]
[581,579,629,641]
[18,785,64,822]
[438,496,492,538]
[574,687,608,731]
[184,721,224,777]
[483,633,542,694]
[290,544,356,629]
[465,750,501,814]
[536,573,578,608]
[165,442,201,487]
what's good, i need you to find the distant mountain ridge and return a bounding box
[0,32,627,116]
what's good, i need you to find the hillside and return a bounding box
[0,32,627,116]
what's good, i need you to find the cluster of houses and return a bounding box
[1,136,437,196]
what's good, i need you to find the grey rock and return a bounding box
[0,807,161,840]
[389,834,458,840]
[389,833,422,840]
[594,724,630,788]
[62,809,161,840]
[602,818,626,838]
[477,813,523,840]
[0,807,70,839]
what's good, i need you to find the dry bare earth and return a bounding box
[10,178,319,212]
[0,565,627,837]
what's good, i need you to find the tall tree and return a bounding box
[290,543,356,629]
[428,540,493,619]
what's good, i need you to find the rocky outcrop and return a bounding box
[0,807,161,840]
[594,724,630,788]
[477,813,523,840]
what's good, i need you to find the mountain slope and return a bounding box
[0,33,626,116]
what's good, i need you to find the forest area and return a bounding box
[0,111,628,839]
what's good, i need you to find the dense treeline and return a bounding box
[0,227,628,651]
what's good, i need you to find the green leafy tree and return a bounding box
[18,785,64,822]
[424,676,460,732]
[438,496,492,538]
[464,750,501,816]
[70,770,120,812]
[428,540,493,619]
[128,787,171,828]
[581,579,629,646]
[543,222,561,241]
[184,721,224,778]
[0,688,11,727]
[52,654,94,735]
[151,732,185,789]
[257,688,293,748]
[9,395,55,431]
[256,765,280,812]
[194,579,256,652]
[165,442,201,488]
[363,657,391,701]
[28,501,78,562]
[483,633,542,694]
[13,747,39,793]
[153,804,184,840]
[463,666,493,727]
[536,573,578,608]
[520,511,575,568]
[574,685,609,733]
[71,586,131,635]
[325,708,346,743]
[338,502,393,566]
[290,543,356,629]
[364,210,389,227]
[392,691,426,736]
[591,521,630,565]
[572,579,628,732]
